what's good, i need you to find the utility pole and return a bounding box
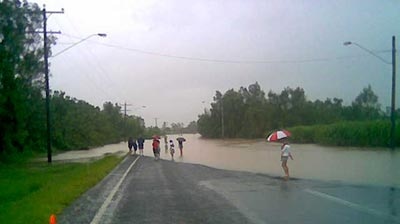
[344,37,397,150]
[120,102,132,141]
[122,102,132,118]
[154,118,159,128]
[390,36,396,150]
[41,6,64,163]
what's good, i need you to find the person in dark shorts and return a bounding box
[132,138,138,155]
[177,138,185,157]
[128,137,134,153]
[137,136,145,156]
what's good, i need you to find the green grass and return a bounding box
[0,155,124,224]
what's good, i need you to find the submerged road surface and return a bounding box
[59,155,400,224]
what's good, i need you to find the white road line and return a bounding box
[304,189,400,223]
[90,156,140,224]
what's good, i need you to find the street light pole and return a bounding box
[52,33,107,57]
[43,31,106,163]
[344,37,396,150]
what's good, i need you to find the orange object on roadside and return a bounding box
[49,214,57,224]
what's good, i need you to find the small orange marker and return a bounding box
[49,214,57,224]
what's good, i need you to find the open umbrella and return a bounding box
[176,137,186,142]
[266,130,291,142]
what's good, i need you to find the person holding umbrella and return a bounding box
[280,138,294,180]
[267,130,294,180]
[176,136,186,157]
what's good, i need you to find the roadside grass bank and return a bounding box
[0,155,124,224]
[289,120,399,148]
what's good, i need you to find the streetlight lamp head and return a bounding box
[97,33,107,37]
[343,41,352,46]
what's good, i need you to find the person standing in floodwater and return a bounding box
[169,140,175,161]
[164,135,168,153]
[132,138,138,155]
[128,137,134,154]
[137,136,145,156]
[281,139,294,180]
[152,137,161,160]
[177,139,184,157]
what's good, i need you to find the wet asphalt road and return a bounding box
[59,155,400,224]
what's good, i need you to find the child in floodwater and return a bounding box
[169,140,175,161]
[281,138,294,180]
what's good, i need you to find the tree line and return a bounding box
[197,82,399,141]
[160,121,198,135]
[0,0,145,160]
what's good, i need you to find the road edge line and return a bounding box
[90,156,140,224]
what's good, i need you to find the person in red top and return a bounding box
[152,138,161,160]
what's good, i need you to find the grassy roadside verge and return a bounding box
[0,155,124,224]
[288,120,399,147]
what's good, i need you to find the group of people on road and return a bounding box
[128,135,185,161]
[129,134,293,180]
[152,136,185,161]
[128,136,145,156]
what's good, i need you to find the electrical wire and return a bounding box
[53,17,123,103]
[60,33,392,64]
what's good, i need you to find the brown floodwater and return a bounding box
[150,134,400,187]
[53,133,400,187]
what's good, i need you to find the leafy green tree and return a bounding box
[239,83,267,137]
[197,83,386,139]
[50,96,146,150]
[0,0,45,156]
[221,89,245,137]
[351,85,381,120]
[185,121,198,133]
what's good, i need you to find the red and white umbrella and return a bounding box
[266,130,291,142]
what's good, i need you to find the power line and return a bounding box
[54,22,123,102]
[60,33,392,64]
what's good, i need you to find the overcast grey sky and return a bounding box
[34,0,399,127]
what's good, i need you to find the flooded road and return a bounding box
[53,134,400,187]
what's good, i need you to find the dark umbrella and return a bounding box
[176,137,186,142]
